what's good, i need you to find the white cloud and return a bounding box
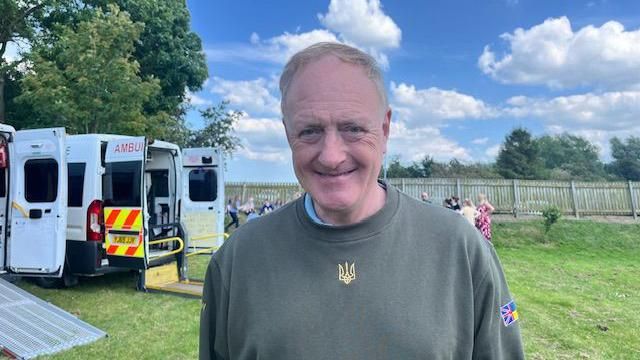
[185,90,212,106]
[504,90,640,159]
[390,82,497,126]
[234,115,290,164]
[505,91,640,131]
[211,77,281,116]
[318,0,401,49]
[472,137,489,145]
[479,17,640,89]
[387,121,471,162]
[206,0,401,69]
[205,31,338,65]
[250,32,260,44]
[267,30,340,63]
[485,144,501,159]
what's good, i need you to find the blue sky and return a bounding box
[184,0,640,182]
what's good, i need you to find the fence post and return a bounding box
[570,181,579,219]
[456,178,462,199]
[629,181,638,220]
[400,178,406,193]
[241,183,247,203]
[513,179,520,218]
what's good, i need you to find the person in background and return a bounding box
[200,42,523,360]
[260,199,274,215]
[224,198,239,231]
[475,193,496,241]
[241,197,255,215]
[420,191,431,204]
[234,196,242,215]
[461,198,478,226]
[443,197,453,209]
[450,195,461,212]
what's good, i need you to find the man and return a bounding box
[200,42,524,359]
[420,191,431,204]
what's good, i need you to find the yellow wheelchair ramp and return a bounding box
[143,262,203,298]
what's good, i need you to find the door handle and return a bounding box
[208,206,214,210]
[29,209,43,219]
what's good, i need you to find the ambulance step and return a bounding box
[146,280,204,298]
[0,278,106,359]
[143,262,203,298]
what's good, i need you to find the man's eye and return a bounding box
[299,128,322,137]
[346,126,365,133]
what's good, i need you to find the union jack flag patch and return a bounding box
[500,300,519,327]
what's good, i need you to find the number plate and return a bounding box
[110,234,139,246]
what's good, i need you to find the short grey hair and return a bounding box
[279,42,388,119]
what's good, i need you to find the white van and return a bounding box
[0,125,68,280]
[2,130,225,289]
[61,135,225,286]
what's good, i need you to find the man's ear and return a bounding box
[383,108,391,139]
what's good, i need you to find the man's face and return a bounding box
[283,55,390,221]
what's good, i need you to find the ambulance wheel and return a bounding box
[34,276,64,289]
[33,268,79,288]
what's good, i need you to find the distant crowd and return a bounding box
[224,191,495,240]
[224,193,301,231]
[420,192,495,241]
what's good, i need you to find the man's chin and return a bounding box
[311,193,355,214]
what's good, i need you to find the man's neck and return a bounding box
[312,183,387,226]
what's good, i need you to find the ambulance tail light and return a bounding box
[0,141,7,168]
[87,200,104,241]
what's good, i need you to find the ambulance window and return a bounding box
[24,159,58,202]
[0,168,5,197]
[148,170,169,197]
[68,163,86,207]
[189,169,217,202]
[103,161,141,206]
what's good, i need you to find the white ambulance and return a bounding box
[1,129,225,289]
[0,125,68,281]
[63,135,225,286]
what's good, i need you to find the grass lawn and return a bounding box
[493,220,640,359]
[4,219,640,359]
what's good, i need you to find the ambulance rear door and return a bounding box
[7,127,67,277]
[102,137,147,269]
[0,124,15,272]
[181,148,224,249]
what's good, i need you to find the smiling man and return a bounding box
[200,42,524,359]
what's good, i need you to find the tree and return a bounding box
[537,134,607,180]
[496,128,544,179]
[431,159,502,179]
[0,0,61,123]
[608,136,640,181]
[16,5,161,135]
[43,0,207,119]
[188,101,243,155]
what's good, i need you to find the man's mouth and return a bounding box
[316,168,357,177]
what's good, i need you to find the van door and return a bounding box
[0,125,15,271]
[7,128,67,276]
[103,137,147,269]
[181,148,224,249]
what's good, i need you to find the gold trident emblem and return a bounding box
[338,261,356,285]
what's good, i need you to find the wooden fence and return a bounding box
[225,178,640,219]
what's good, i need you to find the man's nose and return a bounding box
[317,129,347,169]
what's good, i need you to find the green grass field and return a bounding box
[5,219,640,359]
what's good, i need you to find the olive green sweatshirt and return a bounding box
[200,185,524,359]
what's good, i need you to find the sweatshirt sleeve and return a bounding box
[199,258,229,360]
[472,244,525,360]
